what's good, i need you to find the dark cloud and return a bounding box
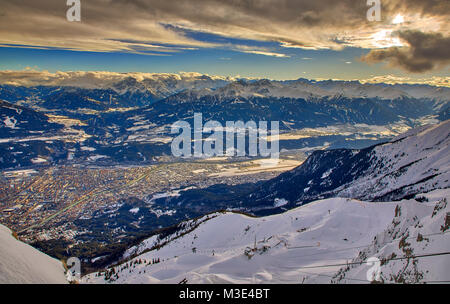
[361,30,450,73]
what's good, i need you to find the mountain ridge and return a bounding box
[246,120,450,210]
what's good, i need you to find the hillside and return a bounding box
[81,189,449,284]
[0,224,67,284]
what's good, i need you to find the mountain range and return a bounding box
[1,78,449,169]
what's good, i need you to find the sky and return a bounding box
[0,0,448,85]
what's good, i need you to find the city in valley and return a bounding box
[0,153,303,266]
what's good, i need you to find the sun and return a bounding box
[371,29,403,48]
[392,14,405,25]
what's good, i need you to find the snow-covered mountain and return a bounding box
[81,121,450,284]
[243,120,450,212]
[168,78,450,104]
[337,121,450,200]
[81,189,449,284]
[0,224,67,284]
[1,76,449,108]
[0,72,235,107]
[110,74,232,99]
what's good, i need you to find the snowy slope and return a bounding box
[331,189,450,284]
[336,120,450,201]
[0,224,68,284]
[81,188,449,284]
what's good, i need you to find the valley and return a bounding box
[0,154,302,269]
[0,76,449,281]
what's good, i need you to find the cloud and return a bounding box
[240,50,289,58]
[0,0,217,54]
[1,70,448,88]
[361,30,450,72]
[361,74,450,87]
[0,0,448,59]
[0,70,236,88]
[231,45,290,58]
